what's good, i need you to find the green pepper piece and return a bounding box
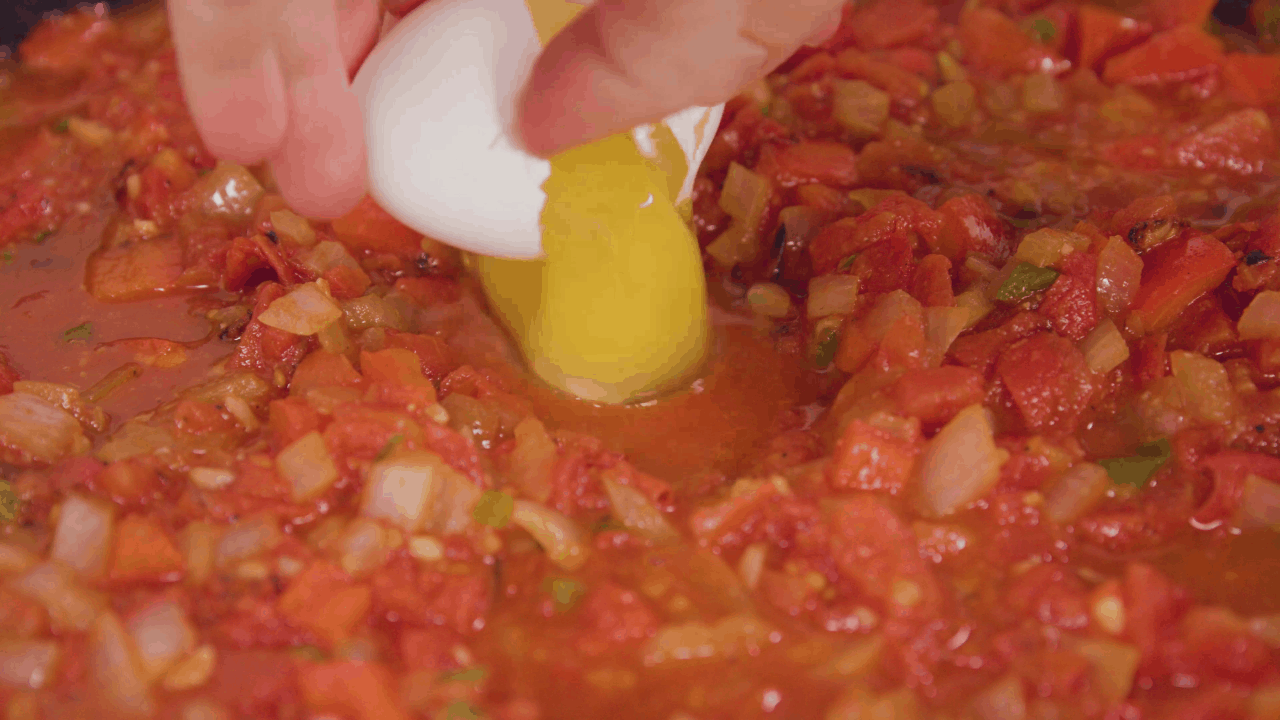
[1098,438,1172,488]
[996,262,1060,303]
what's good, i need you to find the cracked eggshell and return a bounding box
[353,0,723,260]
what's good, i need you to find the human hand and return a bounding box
[168,0,844,219]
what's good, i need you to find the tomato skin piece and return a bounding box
[1169,108,1277,176]
[331,195,424,258]
[1076,5,1153,71]
[957,7,1070,78]
[996,333,1094,433]
[1223,54,1280,107]
[892,366,985,425]
[809,195,940,275]
[1129,234,1237,334]
[911,254,955,307]
[1037,250,1099,341]
[950,311,1051,375]
[937,193,1010,262]
[827,419,921,494]
[765,141,861,188]
[1102,24,1225,86]
[1194,451,1280,526]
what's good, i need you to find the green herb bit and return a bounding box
[53,118,70,133]
[61,322,94,343]
[473,490,514,529]
[1098,439,1172,488]
[444,700,484,720]
[814,326,840,368]
[441,666,488,684]
[996,262,1060,303]
[1,249,14,266]
[374,434,404,461]
[548,578,586,612]
[32,230,52,244]
[0,479,17,523]
[287,645,325,662]
[838,253,859,271]
[1028,16,1057,43]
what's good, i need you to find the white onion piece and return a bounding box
[1079,319,1129,374]
[0,641,60,689]
[1239,291,1280,340]
[1170,351,1238,424]
[863,290,923,341]
[1072,638,1140,704]
[0,392,89,464]
[257,283,343,336]
[276,431,339,502]
[642,613,773,666]
[189,467,235,491]
[737,543,767,590]
[338,517,394,577]
[49,494,115,577]
[300,240,361,276]
[923,306,970,367]
[602,475,679,544]
[1044,463,1111,524]
[214,515,281,567]
[917,405,1007,516]
[511,500,588,570]
[126,600,197,681]
[8,562,103,631]
[507,417,555,503]
[180,521,219,586]
[431,470,483,535]
[269,209,316,247]
[361,450,447,532]
[1241,474,1280,528]
[955,288,993,329]
[807,275,860,319]
[89,612,155,717]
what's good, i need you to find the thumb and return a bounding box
[514,0,844,158]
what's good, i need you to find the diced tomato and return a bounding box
[1168,108,1277,176]
[1129,233,1237,334]
[1147,0,1218,30]
[834,49,929,110]
[1102,24,1225,86]
[296,661,409,720]
[1098,135,1167,172]
[384,331,457,382]
[108,514,185,583]
[422,421,487,488]
[369,556,490,634]
[1123,563,1190,666]
[1076,5,1153,71]
[19,11,117,73]
[851,233,917,295]
[1132,332,1170,386]
[1037,250,1099,340]
[204,651,302,718]
[85,236,187,301]
[322,264,371,300]
[846,0,939,50]
[809,195,940,275]
[173,399,239,436]
[957,7,1070,78]
[393,276,462,307]
[911,254,955,307]
[827,419,921,494]
[331,196,423,257]
[399,626,465,672]
[268,397,323,452]
[361,348,433,389]
[278,561,372,647]
[290,350,364,396]
[223,234,303,291]
[997,333,1094,433]
[227,283,310,376]
[1194,450,1280,526]
[1006,563,1090,631]
[0,353,19,394]
[1223,54,1280,107]
[892,366,985,424]
[0,181,51,245]
[950,311,1051,375]
[93,458,163,509]
[884,48,940,84]
[787,52,836,82]
[827,495,940,620]
[579,583,660,647]
[937,193,1011,262]
[794,184,851,213]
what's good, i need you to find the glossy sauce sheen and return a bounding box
[3,2,1280,720]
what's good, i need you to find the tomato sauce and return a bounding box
[3,2,1280,720]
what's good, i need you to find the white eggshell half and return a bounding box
[353,0,724,260]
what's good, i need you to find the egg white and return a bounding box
[353,0,723,260]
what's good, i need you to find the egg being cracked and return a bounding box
[354,0,726,404]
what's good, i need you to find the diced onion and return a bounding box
[269,209,316,247]
[818,635,884,680]
[301,241,362,276]
[257,283,343,336]
[0,542,37,575]
[49,494,114,577]
[1071,638,1140,704]
[511,500,588,570]
[196,163,264,220]
[932,81,976,128]
[1238,291,1280,340]
[832,79,890,137]
[1015,228,1089,268]
[864,290,924,340]
[807,275,860,319]
[89,612,155,717]
[407,535,445,562]
[12,380,107,433]
[338,517,394,577]
[747,282,792,319]
[507,417,556,503]
[361,450,447,532]
[1241,474,1280,529]
[214,515,281,567]
[126,600,196,681]
[1044,462,1111,524]
[9,562,103,631]
[602,474,680,545]
[737,543,767,590]
[180,521,219,586]
[642,613,773,666]
[719,162,771,220]
[917,405,1007,516]
[220,394,259,430]
[1096,236,1143,315]
[0,641,60,690]
[1170,351,1238,424]
[430,471,483,536]
[1022,72,1065,114]
[708,163,771,267]
[1079,319,1129,374]
[0,392,90,464]
[67,117,114,147]
[188,467,235,491]
[971,673,1028,720]
[162,645,218,692]
[275,431,339,502]
[923,307,970,367]
[954,288,993,329]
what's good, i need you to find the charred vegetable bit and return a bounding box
[1246,249,1271,265]
[1098,439,1172,487]
[996,262,1060,303]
